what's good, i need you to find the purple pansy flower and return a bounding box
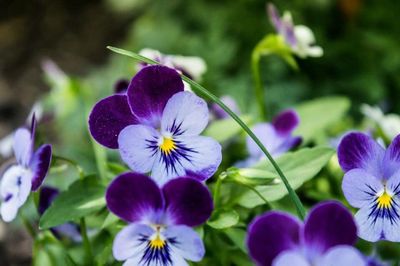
[39,186,81,242]
[114,79,130,94]
[267,3,323,58]
[0,116,52,222]
[338,132,400,242]
[242,110,301,166]
[89,65,222,185]
[211,95,241,120]
[247,201,365,266]
[106,172,213,265]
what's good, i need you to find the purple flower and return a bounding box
[113,79,130,94]
[0,116,52,222]
[247,201,365,266]
[338,132,400,242]
[89,65,222,185]
[39,186,82,242]
[267,3,323,58]
[211,95,241,120]
[243,110,301,166]
[106,172,213,265]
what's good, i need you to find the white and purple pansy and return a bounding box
[267,3,323,58]
[338,132,400,242]
[0,116,52,222]
[243,109,301,166]
[247,201,365,266]
[89,65,222,185]
[106,172,213,266]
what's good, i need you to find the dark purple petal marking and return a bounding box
[383,134,400,178]
[30,144,52,191]
[272,109,300,136]
[139,235,177,266]
[88,94,138,149]
[126,65,184,128]
[163,177,213,227]
[247,211,301,266]
[303,201,357,256]
[38,186,59,215]
[338,132,384,177]
[106,172,163,223]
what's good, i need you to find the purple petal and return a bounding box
[38,186,59,215]
[273,250,310,266]
[161,91,209,136]
[272,110,300,136]
[106,172,163,223]
[383,134,400,178]
[118,124,160,173]
[273,136,302,156]
[114,79,130,94]
[30,144,52,191]
[319,246,366,266]
[303,201,357,257]
[163,177,213,227]
[355,204,384,242]
[342,169,383,208]
[246,123,284,158]
[163,225,205,262]
[127,65,184,128]
[338,132,384,177]
[267,3,282,32]
[211,95,240,120]
[88,94,138,149]
[247,212,301,266]
[13,128,33,167]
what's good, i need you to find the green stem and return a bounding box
[106,46,306,220]
[251,51,266,119]
[53,155,85,178]
[80,218,93,265]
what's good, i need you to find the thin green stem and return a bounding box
[251,51,266,119]
[106,46,306,220]
[80,218,93,265]
[53,155,85,178]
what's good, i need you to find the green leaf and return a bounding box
[224,228,248,254]
[40,176,106,229]
[204,115,252,142]
[101,212,120,229]
[207,209,239,229]
[238,147,334,208]
[294,97,350,143]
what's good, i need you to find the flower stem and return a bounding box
[106,46,306,220]
[53,155,85,179]
[251,51,266,119]
[80,218,93,264]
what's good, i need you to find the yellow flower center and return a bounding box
[377,191,392,209]
[159,137,176,155]
[149,235,166,250]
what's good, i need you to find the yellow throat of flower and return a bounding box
[377,191,392,209]
[149,235,166,250]
[160,137,176,155]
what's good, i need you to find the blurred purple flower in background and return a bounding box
[210,95,241,120]
[247,201,365,266]
[89,66,221,185]
[106,172,213,266]
[0,116,52,222]
[339,132,400,242]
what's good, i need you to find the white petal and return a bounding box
[273,250,311,266]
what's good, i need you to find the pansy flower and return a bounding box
[241,110,301,166]
[113,79,130,94]
[211,95,241,120]
[106,172,213,265]
[247,201,365,266]
[338,132,400,242]
[267,3,323,58]
[89,65,222,185]
[39,186,81,242]
[0,116,52,222]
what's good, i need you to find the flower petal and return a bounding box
[89,94,138,149]
[338,132,384,177]
[114,79,130,94]
[247,212,301,266]
[164,225,205,262]
[355,204,384,242]
[161,91,209,136]
[383,134,400,178]
[211,95,240,119]
[13,128,33,166]
[127,65,184,128]
[247,123,284,158]
[303,201,357,257]
[113,223,154,261]
[30,144,52,191]
[342,169,383,208]
[273,250,310,266]
[38,186,59,215]
[272,110,300,136]
[106,172,163,223]
[118,124,160,173]
[163,177,213,227]
[319,246,366,266]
